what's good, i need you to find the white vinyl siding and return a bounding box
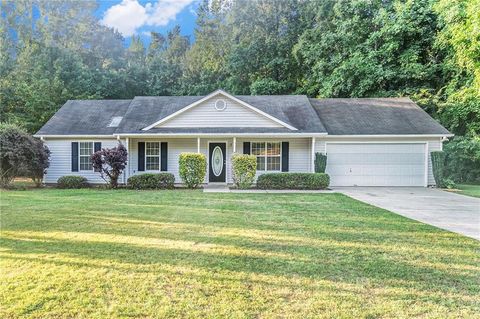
[158,95,283,128]
[129,138,198,183]
[127,137,311,184]
[43,139,124,184]
[237,138,311,180]
[427,140,442,186]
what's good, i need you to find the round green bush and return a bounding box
[231,153,257,189]
[178,153,206,188]
[127,173,175,190]
[57,176,89,189]
[257,173,330,190]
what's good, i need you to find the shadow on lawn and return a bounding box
[1,227,479,298]
[2,190,479,311]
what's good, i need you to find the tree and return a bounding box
[24,138,51,187]
[90,143,128,188]
[0,123,50,187]
[293,0,444,98]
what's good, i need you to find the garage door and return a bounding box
[326,143,426,186]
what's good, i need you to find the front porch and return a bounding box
[122,136,317,185]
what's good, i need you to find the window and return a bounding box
[79,142,93,171]
[251,142,281,171]
[146,142,160,171]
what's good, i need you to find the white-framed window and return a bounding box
[145,142,160,171]
[79,142,93,171]
[251,142,281,171]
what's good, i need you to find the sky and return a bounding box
[95,0,200,46]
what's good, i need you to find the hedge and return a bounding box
[57,176,89,189]
[127,173,175,190]
[231,153,257,189]
[257,173,330,190]
[314,153,327,173]
[431,151,446,188]
[179,153,207,188]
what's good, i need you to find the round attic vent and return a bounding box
[214,99,227,111]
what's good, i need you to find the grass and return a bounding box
[451,184,480,198]
[0,189,479,318]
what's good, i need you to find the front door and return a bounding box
[209,142,226,183]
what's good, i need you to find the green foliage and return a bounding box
[314,153,327,173]
[127,173,175,190]
[0,123,50,187]
[431,151,446,187]
[178,153,207,188]
[231,153,257,189]
[56,176,88,189]
[443,178,456,189]
[257,173,330,190]
[444,136,480,183]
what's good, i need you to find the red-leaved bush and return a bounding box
[91,143,128,188]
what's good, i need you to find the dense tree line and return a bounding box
[1,0,478,140]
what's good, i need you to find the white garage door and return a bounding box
[326,143,426,186]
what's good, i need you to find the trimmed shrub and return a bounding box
[231,153,257,189]
[314,153,327,173]
[127,173,175,190]
[257,173,330,190]
[431,151,446,187]
[57,176,88,189]
[179,153,207,188]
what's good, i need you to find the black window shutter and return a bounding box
[161,142,168,171]
[138,142,145,171]
[281,142,289,172]
[93,142,102,172]
[243,142,251,154]
[71,142,79,172]
[94,142,101,153]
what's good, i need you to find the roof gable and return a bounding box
[143,90,297,131]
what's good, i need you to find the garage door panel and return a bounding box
[328,153,424,165]
[326,143,425,186]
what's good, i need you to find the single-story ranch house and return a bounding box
[35,89,452,187]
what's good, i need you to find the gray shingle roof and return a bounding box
[310,97,451,135]
[36,100,132,135]
[36,94,450,136]
[115,95,326,134]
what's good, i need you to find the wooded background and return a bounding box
[1,0,478,139]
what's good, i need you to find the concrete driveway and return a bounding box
[334,187,480,240]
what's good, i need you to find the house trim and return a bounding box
[324,134,453,138]
[141,89,298,131]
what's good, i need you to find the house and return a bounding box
[35,89,452,187]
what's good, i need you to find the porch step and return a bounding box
[203,184,231,193]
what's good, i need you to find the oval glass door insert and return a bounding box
[212,146,223,177]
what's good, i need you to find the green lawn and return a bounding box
[1,189,479,318]
[452,184,480,198]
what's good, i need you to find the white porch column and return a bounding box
[311,137,316,173]
[125,137,129,183]
[233,137,237,153]
[197,137,201,153]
